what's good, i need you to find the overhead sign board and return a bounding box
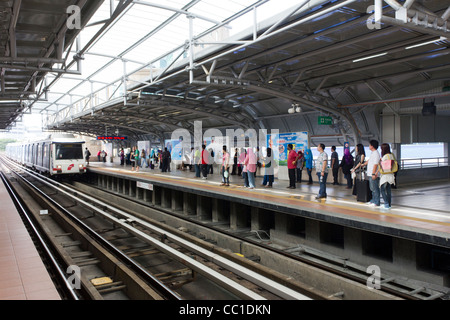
[97,136,128,141]
[318,116,333,125]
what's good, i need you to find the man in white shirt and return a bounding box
[315,143,328,200]
[364,140,381,206]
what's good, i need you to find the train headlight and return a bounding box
[57,165,62,169]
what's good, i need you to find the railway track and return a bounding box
[0,156,313,300]
[3,155,447,301]
[78,169,450,301]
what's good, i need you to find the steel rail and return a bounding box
[79,167,427,300]
[0,169,81,300]
[26,168,311,300]
[57,184,310,300]
[20,173,272,299]
[2,158,281,300]
[1,158,181,300]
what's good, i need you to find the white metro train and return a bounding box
[6,134,87,176]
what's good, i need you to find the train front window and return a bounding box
[55,144,83,160]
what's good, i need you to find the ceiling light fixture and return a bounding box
[352,52,388,63]
[405,37,446,50]
[288,103,302,114]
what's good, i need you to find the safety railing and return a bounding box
[309,157,449,170]
[399,157,449,170]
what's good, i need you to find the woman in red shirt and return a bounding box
[200,144,208,179]
[287,144,299,189]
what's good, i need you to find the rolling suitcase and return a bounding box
[356,178,372,203]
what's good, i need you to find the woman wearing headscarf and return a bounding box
[340,148,354,189]
[304,148,313,184]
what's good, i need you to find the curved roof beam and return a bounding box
[247,84,360,144]
[52,119,165,138]
[139,94,258,130]
[132,1,223,25]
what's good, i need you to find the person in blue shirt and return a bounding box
[304,148,313,184]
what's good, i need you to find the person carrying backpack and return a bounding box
[378,143,398,210]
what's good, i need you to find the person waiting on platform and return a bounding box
[287,144,299,189]
[130,147,136,171]
[363,140,381,207]
[119,148,125,166]
[331,146,339,185]
[296,150,304,184]
[304,148,313,184]
[244,147,257,189]
[200,144,208,179]
[232,148,239,175]
[221,145,230,186]
[238,148,245,176]
[350,143,366,196]
[315,143,328,200]
[132,147,140,172]
[261,147,274,188]
[101,150,107,162]
[84,148,91,166]
[141,149,146,168]
[340,148,354,189]
[194,147,201,178]
[162,147,170,172]
[208,148,214,174]
[239,149,248,186]
[189,147,194,171]
[378,143,397,210]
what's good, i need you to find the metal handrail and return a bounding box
[308,157,449,170]
[399,157,449,170]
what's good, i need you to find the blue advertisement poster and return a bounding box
[165,139,183,161]
[267,132,308,166]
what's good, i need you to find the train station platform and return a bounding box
[0,178,60,300]
[85,161,450,288]
[87,162,450,247]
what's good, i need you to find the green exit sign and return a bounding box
[318,116,333,125]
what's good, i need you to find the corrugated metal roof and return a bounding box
[0,0,104,129]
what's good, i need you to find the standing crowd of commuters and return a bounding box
[302,139,397,208]
[96,140,397,209]
[183,141,398,209]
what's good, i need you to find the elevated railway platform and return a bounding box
[0,176,60,300]
[85,162,450,289]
